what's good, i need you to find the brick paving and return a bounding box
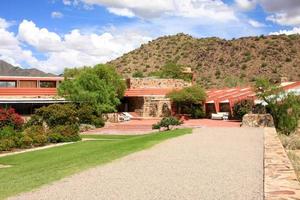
[264,127,300,200]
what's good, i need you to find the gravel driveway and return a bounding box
[9,127,264,200]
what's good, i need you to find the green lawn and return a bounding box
[0,128,191,199]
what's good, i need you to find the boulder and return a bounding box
[242,114,274,127]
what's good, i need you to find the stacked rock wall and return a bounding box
[128,78,191,89]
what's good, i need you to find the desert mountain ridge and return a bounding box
[108,33,300,88]
[0,60,55,77]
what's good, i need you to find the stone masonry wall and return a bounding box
[128,78,191,89]
[142,96,171,118]
[264,127,300,199]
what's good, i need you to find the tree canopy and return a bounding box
[149,61,192,81]
[167,85,206,104]
[58,64,126,114]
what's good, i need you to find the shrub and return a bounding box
[91,116,105,128]
[274,94,300,135]
[0,107,24,130]
[255,78,300,135]
[19,135,33,148]
[152,117,183,131]
[77,104,104,128]
[48,125,80,142]
[34,104,79,128]
[23,125,48,147]
[233,99,254,120]
[0,138,15,151]
[132,71,144,78]
[191,107,205,119]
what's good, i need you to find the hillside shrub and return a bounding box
[0,107,24,130]
[132,71,144,78]
[152,117,183,131]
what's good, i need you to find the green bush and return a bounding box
[0,138,15,151]
[233,99,254,120]
[34,104,78,128]
[48,125,80,142]
[91,116,105,128]
[152,117,183,131]
[274,94,300,135]
[0,126,22,151]
[191,107,205,119]
[132,71,144,78]
[77,104,104,128]
[255,78,300,135]
[23,125,48,147]
[19,135,33,148]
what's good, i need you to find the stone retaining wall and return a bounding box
[264,127,300,199]
[128,78,191,89]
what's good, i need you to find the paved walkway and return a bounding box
[10,128,264,200]
[83,119,241,135]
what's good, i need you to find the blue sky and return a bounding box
[0,0,300,74]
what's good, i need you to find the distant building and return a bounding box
[0,75,299,118]
[0,76,65,114]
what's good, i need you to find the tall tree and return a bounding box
[58,64,126,114]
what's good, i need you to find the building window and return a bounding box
[40,81,56,88]
[0,81,16,88]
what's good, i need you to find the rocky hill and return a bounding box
[0,60,55,77]
[109,33,300,88]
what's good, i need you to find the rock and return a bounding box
[242,114,274,127]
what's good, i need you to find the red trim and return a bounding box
[0,88,58,96]
[0,76,63,81]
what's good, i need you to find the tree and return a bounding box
[167,85,206,118]
[254,78,300,135]
[167,85,206,105]
[158,61,192,81]
[58,64,126,114]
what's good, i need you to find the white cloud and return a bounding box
[235,0,257,10]
[107,7,135,18]
[267,13,300,26]
[18,20,63,52]
[62,0,72,5]
[15,20,151,73]
[0,18,38,67]
[79,0,237,21]
[51,11,64,19]
[0,18,11,29]
[248,19,265,27]
[269,27,300,35]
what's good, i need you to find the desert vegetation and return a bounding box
[167,85,206,118]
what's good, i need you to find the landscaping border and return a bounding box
[264,127,300,199]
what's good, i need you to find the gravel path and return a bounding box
[9,127,264,200]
